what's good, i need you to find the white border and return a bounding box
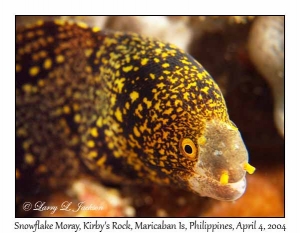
[1,0,299,232]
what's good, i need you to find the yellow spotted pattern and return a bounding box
[16,20,232,196]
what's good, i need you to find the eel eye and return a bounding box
[180,138,197,159]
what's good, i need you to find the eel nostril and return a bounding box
[220,170,229,185]
[242,162,256,174]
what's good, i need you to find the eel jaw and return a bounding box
[188,172,247,201]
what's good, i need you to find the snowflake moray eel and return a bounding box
[16,20,255,202]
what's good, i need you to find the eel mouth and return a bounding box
[187,160,255,201]
[188,172,247,201]
[224,176,247,200]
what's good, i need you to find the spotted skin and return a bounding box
[16,20,252,202]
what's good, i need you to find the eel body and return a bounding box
[16,20,254,202]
